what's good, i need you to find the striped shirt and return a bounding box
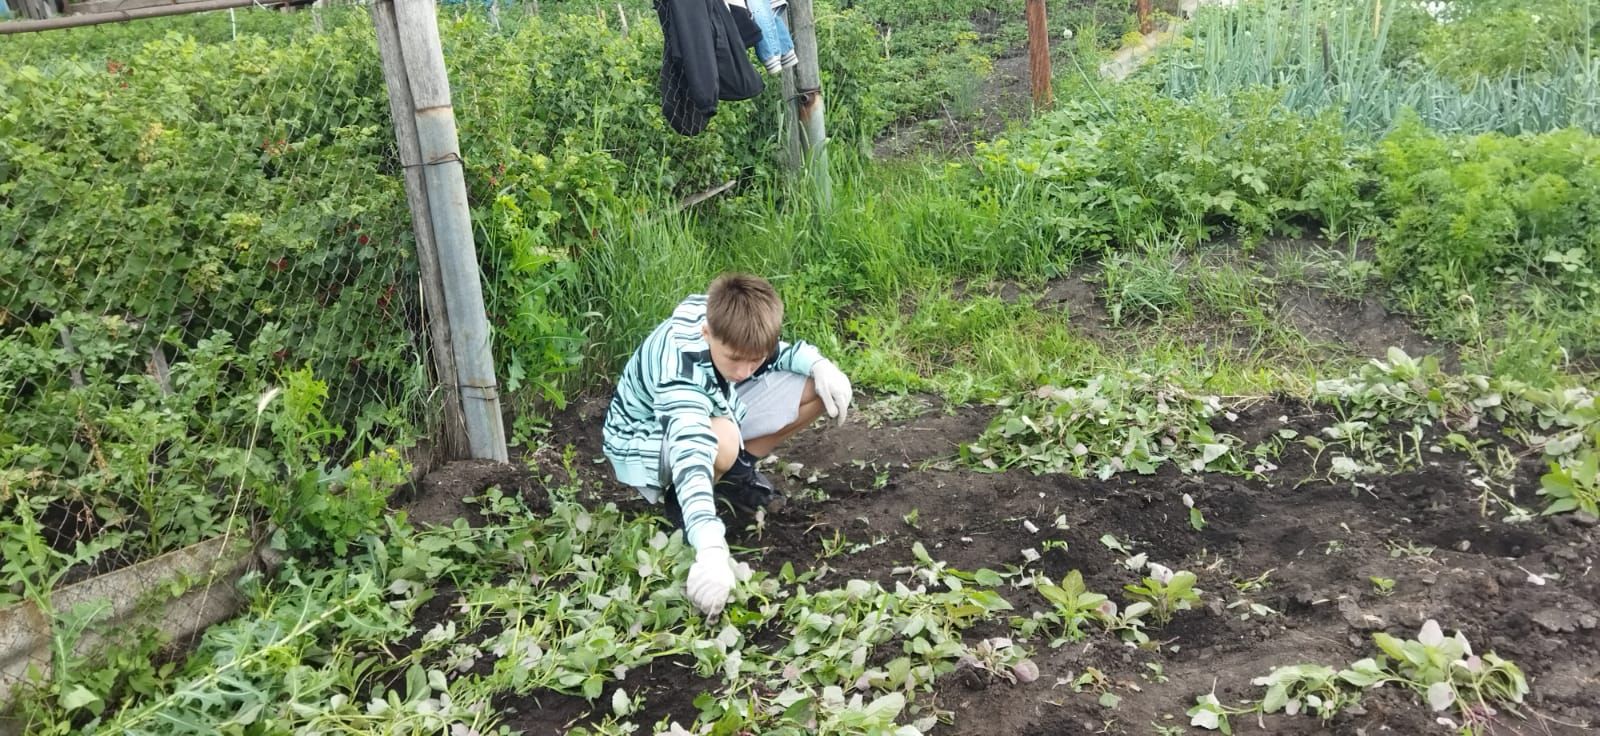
[602,294,821,552]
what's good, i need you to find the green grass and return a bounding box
[555,155,1359,406]
[555,125,1598,408]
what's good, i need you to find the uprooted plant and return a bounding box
[1188,619,1529,734]
[963,371,1246,479]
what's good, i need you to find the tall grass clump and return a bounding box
[1159,0,1600,136]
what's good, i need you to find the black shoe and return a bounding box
[714,450,783,514]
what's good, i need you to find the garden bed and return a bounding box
[405,385,1598,735]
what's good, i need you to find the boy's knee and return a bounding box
[709,416,741,476]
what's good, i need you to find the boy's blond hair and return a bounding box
[706,273,783,358]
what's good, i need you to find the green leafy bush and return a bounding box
[1375,116,1600,329]
[1410,0,1599,81]
[0,26,418,430]
[977,88,1370,249]
[1,317,272,599]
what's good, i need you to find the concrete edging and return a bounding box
[0,528,283,729]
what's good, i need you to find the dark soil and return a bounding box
[409,389,1599,735]
[1034,237,1461,371]
[399,458,547,528]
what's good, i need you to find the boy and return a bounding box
[602,273,852,617]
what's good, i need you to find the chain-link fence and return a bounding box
[0,0,877,708]
[0,1,432,627]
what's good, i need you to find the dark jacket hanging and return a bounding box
[655,0,765,136]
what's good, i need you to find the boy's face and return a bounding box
[701,324,767,383]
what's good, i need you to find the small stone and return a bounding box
[1551,547,1580,562]
[1496,570,1523,588]
[1420,573,1438,586]
[1455,540,1472,552]
[1573,512,1599,528]
[1580,614,1598,630]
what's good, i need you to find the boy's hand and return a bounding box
[811,359,853,425]
[686,545,736,616]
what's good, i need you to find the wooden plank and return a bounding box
[67,0,196,17]
[785,0,830,207]
[0,0,291,34]
[391,0,507,462]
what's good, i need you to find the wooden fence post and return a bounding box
[371,0,471,462]
[1026,0,1052,109]
[375,0,508,463]
[783,0,832,208]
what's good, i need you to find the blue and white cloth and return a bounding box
[726,0,798,74]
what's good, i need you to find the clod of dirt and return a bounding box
[954,658,993,691]
[1531,608,1599,634]
[1337,599,1387,631]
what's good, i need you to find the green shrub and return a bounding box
[976,88,1370,250]
[1414,0,1599,80]
[0,316,303,601]
[1375,115,1600,320]
[0,26,419,432]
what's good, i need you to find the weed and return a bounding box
[1383,539,1432,562]
[1182,493,1208,531]
[1099,236,1192,325]
[819,530,852,560]
[857,393,935,428]
[1232,569,1275,594]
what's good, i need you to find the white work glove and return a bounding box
[685,545,736,617]
[811,359,853,425]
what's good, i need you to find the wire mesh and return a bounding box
[0,2,432,619]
